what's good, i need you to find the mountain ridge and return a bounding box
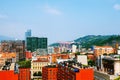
[50,35,120,48]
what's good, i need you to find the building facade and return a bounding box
[102,55,120,75]
[0,40,25,61]
[31,59,49,79]
[77,55,88,65]
[94,46,115,58]
[27,37,47,54]
[25,29,31,39]
[0,70,18,80]
[42,65,58,80]
[57,62,94,80]
[19,68,31,80]
[42,61,94,80]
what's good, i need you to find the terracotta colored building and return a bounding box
[57,62,94,80]
[42,65,58,80]
[94,46,115,58]
[19,68,31,80]
[0,70,18,80]
[42,61,94,80]
[51,53,69,63]
[25,51,32,60]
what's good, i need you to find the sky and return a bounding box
[0,0,120,44]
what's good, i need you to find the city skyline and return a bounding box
[0,0,120,44]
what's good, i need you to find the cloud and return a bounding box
[113,4,120,10]
[44,5,62,15]
[0,14,8,19]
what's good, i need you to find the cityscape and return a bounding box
[0,0,120,80]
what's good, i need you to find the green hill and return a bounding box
[75,35,120,48]
[50,35,120,48]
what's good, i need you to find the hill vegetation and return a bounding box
[75,35,120,48]
[50,35,120,48]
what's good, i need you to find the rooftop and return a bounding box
[58,60,89,73]
[44,65,57,68]
[32,59,49,62]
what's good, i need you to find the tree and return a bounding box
[17,60,31,68]
[88,59,95,67]
[76,52,80,55]
[114,77,120,80]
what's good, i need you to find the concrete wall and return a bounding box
[94,71,117,80]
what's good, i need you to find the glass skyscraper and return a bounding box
[25,29,31,39]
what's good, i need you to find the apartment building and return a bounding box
[0,40,25,61]
[19,68,31,80]
[42,61,94,80]
[57,61,94,80]
[0,70,18,80]
[94,46,115,58]
[42,65,58,80]
[31,59,49,79]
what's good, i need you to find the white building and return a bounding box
[77,55,88,65]
[31,59,49,79]
[117,46,120,54]
[48,47,54,54]
[72,45,77,53]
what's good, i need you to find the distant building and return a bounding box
[51,53,70,63]
[94,46,115,58]
[72,44,77,53]
[25,51,32,60]
[27,37,48,54]
[117,46,120,54]
[42,65,58,80]
[25,29,31,39]
[19,68,31,80]
[48,47,54,54]
[54,47,61,53]
[25,29,32,47]
[0,40,25,61]
[77,55,88,65]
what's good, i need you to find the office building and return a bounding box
[27,37,47,54]
[25,29,31,39]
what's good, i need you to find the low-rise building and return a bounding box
[42,65,58,80]
[102,55,120,75]
[94,46,115,58]
[31,59,49,79]
[0,70,18,80]
[42,60,94,80]
[19,68,31,80]
[25,51,32,60]
[57,61,94,80]
[77,55,88,65]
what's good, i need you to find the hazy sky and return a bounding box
[0,0,120,44]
